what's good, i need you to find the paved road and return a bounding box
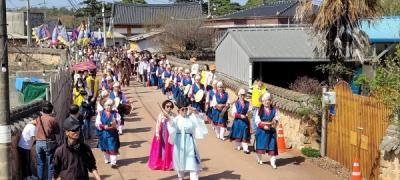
[89,81,341,180]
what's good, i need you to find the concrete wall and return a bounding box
[7,12,45,36]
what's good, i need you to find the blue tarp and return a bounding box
[361,16,400,43]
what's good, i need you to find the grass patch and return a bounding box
[301,147,321,157]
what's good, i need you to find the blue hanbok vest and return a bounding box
[182,78,192,86]
[97,111,120,152]
[164,71,172,78]
[207,89,216,118]
[255,107,277,153]
[212,92,228,125]
[229,100,251,141]
[191,83,204,112]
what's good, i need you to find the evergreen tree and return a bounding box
[244,0,277,9]
[211,0,242,16]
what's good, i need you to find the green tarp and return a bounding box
[22,82,49,103]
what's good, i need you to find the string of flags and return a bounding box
[32,18,114,47]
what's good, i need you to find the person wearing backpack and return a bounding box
[35,102,60,180]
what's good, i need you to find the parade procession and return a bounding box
[2,0,400,180]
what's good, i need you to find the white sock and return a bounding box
[256,154,263,162]
[235,142,241,150]
[214,126,220,138]
[177,171,185,180]
[110,155,118,165]
[242,142,249,152]
[219,127,225,139]
[104,154,110,163]
[270,156,277,168]
[119,125,124,134]
[189,171,199,180]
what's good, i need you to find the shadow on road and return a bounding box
[159,170,241,180]
[202,170,241,179]
[119,140,147,148]
[118,156,149,166]
[89,175,112,180]
[123,127,152,133]
[275,156,305,166]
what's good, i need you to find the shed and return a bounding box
[128,31,162,53]
[215,27,327,88]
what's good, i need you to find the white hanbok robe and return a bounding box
[167,113,208,172]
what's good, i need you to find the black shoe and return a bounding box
[111,164,117,168]
[244,150,250,154]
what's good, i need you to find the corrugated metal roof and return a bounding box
[216,27,326,61]
[128,31,162,42]
[219,1,297,19]
[113,3,203,25]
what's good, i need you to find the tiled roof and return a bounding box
[113,3,203,25]
[219,1,298,19]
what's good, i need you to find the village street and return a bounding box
[88,81,340,180]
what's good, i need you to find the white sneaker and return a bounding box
[236,146,241,151]
[220,137,226,141]
[258,160,263,165]
[270,156,277,169]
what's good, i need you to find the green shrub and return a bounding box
[301,147,321,157]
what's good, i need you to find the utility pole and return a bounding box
[207,0,211,18]
[320,86,327,156]
[102,2,107,48]
[0,0,11,179]
[26,0,32,47]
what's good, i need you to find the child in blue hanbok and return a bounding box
[254,92,279,169]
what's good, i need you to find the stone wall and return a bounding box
[10,100,43,180]
[8,47,69,73]
[380,123,400,179]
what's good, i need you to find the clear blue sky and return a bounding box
[7,0,247,9]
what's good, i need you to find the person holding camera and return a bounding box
[73,78,92,107]
[35,102,60,180]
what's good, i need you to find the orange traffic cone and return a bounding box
[352,158,362,180]
[277,124,287,153]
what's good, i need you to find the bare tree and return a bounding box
[156,18,214,59]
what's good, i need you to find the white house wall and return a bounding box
[137,37,161,53]
[216,34,250,83]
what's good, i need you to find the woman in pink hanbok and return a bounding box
[148,100,176,170]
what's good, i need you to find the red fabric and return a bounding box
[234,113,242,119]
[257,123,265,129]
[103,150,119,155]
[99,124,105,130]
[71,61,96,71]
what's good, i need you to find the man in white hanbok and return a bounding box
[167,107,208,180]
